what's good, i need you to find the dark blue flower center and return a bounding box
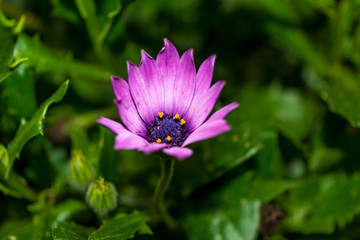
[146,112,189,147]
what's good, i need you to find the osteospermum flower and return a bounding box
[97,39,239,160]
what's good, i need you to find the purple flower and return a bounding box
[97,39,239,160]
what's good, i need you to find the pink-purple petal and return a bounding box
[182,119,231,147]
[195,55,216,94]
[172,49,196,116]
[185,80,226,132]
[111,76,147,136]
[139,50,164,114]
[127,61,154,124]
[156,39,180,114]
[138,143,167,154]
[114,132,148,150]
[162,147,193,160]
[97,116,126,135]
[98,116,148,150]
[207,102,240,122]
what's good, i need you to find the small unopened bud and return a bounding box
[86,176,118,217]
[67,150,95,192]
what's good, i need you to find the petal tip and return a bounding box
[163,38,174,48]
[96,116,104,124]
[127,61,137,72]
[111,75,122,82]
[210,54,216,65]
[140,49,152,60]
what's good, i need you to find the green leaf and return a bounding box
[255,132,283,177]
[52,0,82,25]
[88,212,152,240]
[266,24,326,73]
[221,0,303,23]
[0,219,34,240]
[0,145,35,200]
[309,147,343,172]
[75,0,98,44]
[5,80,69,178]
[0,206,53,240]
[1,63,37,121]
[185,199,261,240]
[305,67,360,127]
[52,199,87,222]
[0,20,15,83]
[211,172,295,206]
[285,173,360,234]
[14,34,111,80]
[74,0,119,70]
[177,83,317,195]
[52,222,94,240]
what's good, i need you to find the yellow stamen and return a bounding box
[174,113,180,119]
[158,112,164,118]
[180,119,186,125]
[156,138,162,143]
[167,136,172,141]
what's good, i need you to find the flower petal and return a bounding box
[162,147,193,160]
[97,117,148,149]
[185,80,226,132]
[138,143,167,154]
[97,116,126,135]
[114,132,148,150]
[127,61,154,123]
[182,119,231,147]
[111,76,147,136]
[207,102,240,122]
[156,39,180,114]
[173,49,196,117]
[195,55,216,94]
[139,51,164,114]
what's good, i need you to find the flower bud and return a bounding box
[86,176,118,217]
[67,150,95,192]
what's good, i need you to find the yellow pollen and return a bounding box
[174,113,180,119]
[180,119,186,125]
[167,136,172,141]
[156,138,162,143]
[158,112,164,118]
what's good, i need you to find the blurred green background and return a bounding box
[1,0,360,239]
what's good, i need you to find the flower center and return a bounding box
[146,112,189,147]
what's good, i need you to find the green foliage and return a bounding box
[52,222,94,240]
[1,0,360,239]
[186,200,261,240]
[87,212,151,240]
[284,173,360,234]
[0,19,15,83]
[5,80,69,178]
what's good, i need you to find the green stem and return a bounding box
[152,157,177,229]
